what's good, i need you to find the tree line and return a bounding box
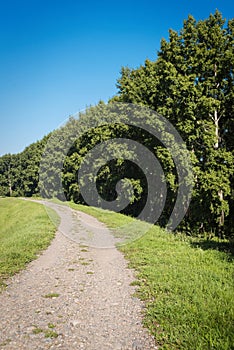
[0,11,233,239]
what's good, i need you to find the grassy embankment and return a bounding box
[0,198,233,349]
[69,202,234,350]
[0,198,58,289]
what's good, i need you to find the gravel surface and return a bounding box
[0,202,157,349]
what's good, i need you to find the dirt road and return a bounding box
[0,201,157,349]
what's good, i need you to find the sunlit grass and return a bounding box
[5,196,232,348]
[70,202,234,349]
[0,198,58,288]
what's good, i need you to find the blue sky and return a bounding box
[0,0,233,155]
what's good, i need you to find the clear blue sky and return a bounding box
[0,0,233,156]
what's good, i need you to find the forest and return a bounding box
[0,11,233,240]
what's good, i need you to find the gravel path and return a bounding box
[0,201,157,350]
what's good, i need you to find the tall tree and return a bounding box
[115,10,234,237]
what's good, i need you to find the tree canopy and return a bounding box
[0,10,233,239]
[114,10,234,238]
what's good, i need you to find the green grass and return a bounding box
[43,292,60,298]
[44,330,58,338]
[0,198,58,288]
[69,201,234,350]
[32,327,44,334]
[48,323,55,329]
[2,197,232,348]
[32,324,58,338]
[69,201,133,228]
[121,228,234,349]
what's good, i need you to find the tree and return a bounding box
[0,135,50,198]
[0,11,233,239]
[115,10,234,238]
[0,154,13,196]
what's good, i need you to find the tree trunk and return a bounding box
[218,189,224,226]
[214,109,219,149]
[213,64,224,230]
[8,164,12,197]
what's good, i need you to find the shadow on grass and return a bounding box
[190,239,234,260]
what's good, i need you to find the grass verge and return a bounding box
[69,201,234,350]
[0,198,58,289]
[68,201,133,228]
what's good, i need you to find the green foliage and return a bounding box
[0,10,233,239]
[0,135,50,197]
[115,10,234,238]
[62,121,151,216]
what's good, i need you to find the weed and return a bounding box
[43,293,60,298]
[48,323,55,329]
[0,339,11,346]
[130,280,141,286]
[32,327,44,334]
[44,330,58,338]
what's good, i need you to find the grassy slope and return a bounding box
[121,228,234,350]
[69,202,234,350]
[0,198,233,348]
[0,198,58,288]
